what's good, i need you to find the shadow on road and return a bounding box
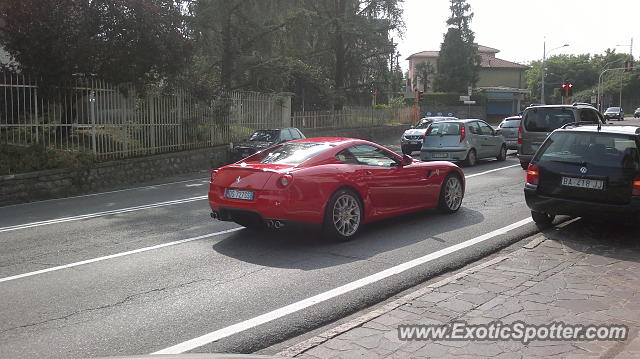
[211,206,484,270]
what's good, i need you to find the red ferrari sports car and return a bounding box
[208,137,465,240]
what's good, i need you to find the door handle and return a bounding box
[365,170,373,175]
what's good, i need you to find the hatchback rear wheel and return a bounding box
[531,211,554,228]
[497,144,507,161]
[464,149,477,167]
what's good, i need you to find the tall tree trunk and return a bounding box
[333,0,346,111]
[220,2,235,90]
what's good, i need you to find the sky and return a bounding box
[396,0,640,71]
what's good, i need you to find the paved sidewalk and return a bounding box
[279,225,640,359]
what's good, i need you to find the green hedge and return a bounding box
[0,145,93,175]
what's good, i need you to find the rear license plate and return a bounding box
[225,189,255,200]
[561,177,604,190]
[410,141,418,145]
[432,153,448,158]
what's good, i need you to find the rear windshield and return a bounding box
[254,142,332,165]
[427,122,461,136]
[524,108,576,132]
[501,119,521,128]
[249,130,279,142]
[535,132,640,169]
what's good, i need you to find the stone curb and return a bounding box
[277,236,546,358]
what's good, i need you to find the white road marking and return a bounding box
[0,227,243,284]
[0,196,208,233]
[1,178,210,207]
[152,217,534,354]
[466,164,520,178]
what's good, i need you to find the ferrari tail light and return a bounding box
[526,164,540,185]
[279,174,293,187]
[210,169,218,182]
[460,125,466,143]
[633,175,640,196]
[517,124,524,145]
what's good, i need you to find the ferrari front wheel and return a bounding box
[438,174,463,213]
[324,189,362,241]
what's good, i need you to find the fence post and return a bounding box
[148,94,156,154]
[89,91,97,155]
[34,87,39,144]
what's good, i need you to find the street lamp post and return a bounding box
[541,41,569,104]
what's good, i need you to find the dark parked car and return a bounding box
[517,104,604,169]
[496,116,521,150]
[232,128,305,160]
[604,107,624,121]
[524,124,640,226]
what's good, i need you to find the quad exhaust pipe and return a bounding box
[266,220,285,230]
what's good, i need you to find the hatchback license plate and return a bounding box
[226,189,254,200]
[561,177,604,190]
[432,153,448,158]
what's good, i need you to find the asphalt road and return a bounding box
[0,136,553,358]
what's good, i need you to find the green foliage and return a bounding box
[525,49,637,105]
[434,0,481,92]
[0,0,191,94]
[0,145,93,175]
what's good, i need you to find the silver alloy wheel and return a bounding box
[332,194,361,237]
[500,145,507,159]
[444,176,463,211]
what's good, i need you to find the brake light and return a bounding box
[210,169,218,182]
[460,125,466,143]
[279,174,293,187]
[633,176,640,196]
[517,124,524,145]
[526,164,540,185]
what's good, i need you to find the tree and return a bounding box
[434,0,480,93]
[0,0,191,92]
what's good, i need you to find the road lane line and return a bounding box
[0,227,243,284]
[466,164,520,179]
[152,217,534,354]
[0,196,208,233]
[1,178,210,208]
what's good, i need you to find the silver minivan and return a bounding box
[518,105,604,169]
[420,119,507,166]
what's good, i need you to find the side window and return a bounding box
[349,145,399,167]
[479,122,494,136]
[292,129,303,139]
[580,109,598,123]
[468,122,480,135]
[336,147,360,165]
[280,129,293,141]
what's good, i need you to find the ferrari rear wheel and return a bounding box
[324,189,362,241]
[438,174,463,213]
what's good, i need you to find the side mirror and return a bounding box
[410,125,415,129]
[401,154,413,166]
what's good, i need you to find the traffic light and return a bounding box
[567,83,573,96]
[561,83,567,97]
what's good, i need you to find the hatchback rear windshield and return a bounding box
[427,122,461,135]
[501,119,521,128]
[535,132,640,169]
[254,142,333,165]
[524,108,576,132]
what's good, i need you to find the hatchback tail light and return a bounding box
[460,125,466,143]
[526,164,540,185]
[210,169,218,182]
[517,124,524,145]
[633,175,640,196]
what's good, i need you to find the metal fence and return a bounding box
[0,71,412,161]
[0,72,289,160]
[291,106,413,130]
